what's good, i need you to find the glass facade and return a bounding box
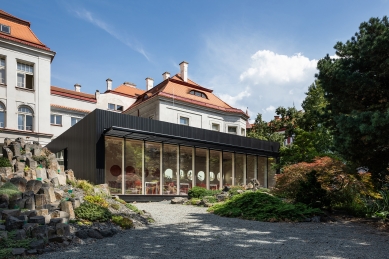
[124,139,143,194]
[179,146,193,194]
[222,152,233,186]
[162,144,178,195]
[104,136,278,195]
[209,150,221,190]
[258,157,268,187]
[145,142,161,195]
[234,153,245,186]
[105,136,123,194]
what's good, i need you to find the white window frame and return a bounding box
[241,128,245,136]
[227,126,237,135]
[17,62,34,89]
[108,103,123,112]
[71,117,81,126]
[0,24,10,34]
[0,102,5,128]
[211,123,220,131]
[179,116,189,126]
[0,58,5,85]
[18,106,33,131]
[50,114,62,126]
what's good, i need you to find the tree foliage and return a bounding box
[317,16,389,182]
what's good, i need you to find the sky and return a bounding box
[3,0,389,121]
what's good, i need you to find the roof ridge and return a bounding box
[0,10,30,26]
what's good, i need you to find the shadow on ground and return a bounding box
[40,207,389,259]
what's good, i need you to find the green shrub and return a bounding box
[114,197,127,204]
[0,157,11,168]
[188,198,201,205]
[295,171,330,208]
[112,215,133,229]
[84,195,109,208]
[110,203,120,210]
[0,230,36,259]
[188,186,220,199]
[67,179,77,187]
[202,196,217,204]
[32,155,49,168]
[208,191,321,222]
[228,186,245,196]
[125,203,143,214]
[0,182,21,199]
[75,202,112,222]
[77,180,94,194]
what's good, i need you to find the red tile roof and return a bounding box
[124,74,248,117]
[51,86,97,103]
[0,10,51,51]
[106,84,145,98]
[50,104,91,114]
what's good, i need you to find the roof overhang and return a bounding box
[104,126,278,157]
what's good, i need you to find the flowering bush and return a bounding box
[272,157,379,212]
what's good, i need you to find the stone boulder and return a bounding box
[10,177,27,192]
[54,189,64,200]
[2,147,13,161]
[65,169,75,182]
[57,174,66,186]
[15,137,26,148]
[0,193,9,208]
[9,142,21,157]
[171,197,188,204]
[60,201,75,219]
[47,169,57,179]
[56,223,70,236]
[31,225,48,241]
[35,168,47,181]
[34,194,47,210]
[1,209,21,220]
[0,167,12,177]
[26,180,43,194]
[5,216,24,231]
[4,138,12,147]
[26,156,37,170]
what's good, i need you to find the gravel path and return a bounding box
[40,201,389,259]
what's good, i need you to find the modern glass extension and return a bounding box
[105,136,277,195]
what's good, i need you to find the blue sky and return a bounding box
[3,0,389,121]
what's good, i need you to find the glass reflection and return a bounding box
[222,152,233,186]
[162,144,177,195]
[258,157,267,187]
[105,136,123,194]
[234,153,245,186]
[195,148,207,187]
[268,157,277,188]
[179,146,193,194]
[124,139,143,195]
[246,155,256,184]
[210,150,221,190]
[145,142,161,195]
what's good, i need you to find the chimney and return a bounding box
[74,83,81,92]
[162,72,170,80]
[123,82,136,88]
[145,77,154,91]
[106,78,112,91]
[95,90,100,100]
[179,61,188,82]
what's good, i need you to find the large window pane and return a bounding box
[105,136,123,194]
[258,157,267,188]
[18,114,24,130]
[26,115,33,131]
[268,157,277,189]
[179,146,192,194]
[124,139,143,195]
[17,73,24,87]
[0,111,4,128]
[145,142,161,195]
[234,153,245,186]
[162,144,177,195]
[209,150,221,190]
[195,148,207,188]
[222,152,233,186]
[0,68,5,84]
[246,155,256,184]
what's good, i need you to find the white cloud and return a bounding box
[73,9,150,61]
[240,50,317,84]
[264,105,276,113]
[218,89,251,109]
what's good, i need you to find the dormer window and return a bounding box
[189,90,207,99]
[0,24,10,34]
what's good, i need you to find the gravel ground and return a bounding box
[39,201,389,259]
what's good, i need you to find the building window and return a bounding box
[180,116,189,126]
[0,24,10,34]
[108,103,123,111]
[189,90,207,99]
[18,106,33,131]
[50,114,62,126]
[228,126,237,134]
[211,123,220,131]
[0,102,5,128]
[0,58,5,84]
[241,128,245,136]
[71,117,81,126]
[17,62,34,89]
